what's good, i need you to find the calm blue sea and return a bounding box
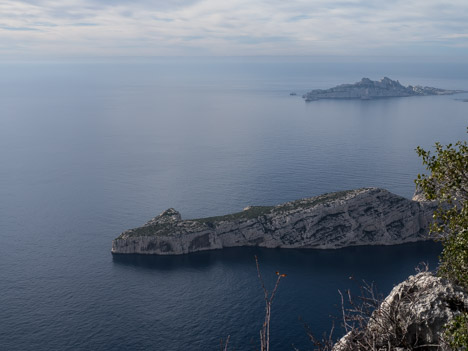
[0,59,467,350]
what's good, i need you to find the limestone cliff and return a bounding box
[303,77,464,101]
[333,272,468,350]
[111,188,436,255]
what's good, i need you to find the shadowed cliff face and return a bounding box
[111,188,437,255]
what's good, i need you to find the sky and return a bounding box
[1,0,468,61]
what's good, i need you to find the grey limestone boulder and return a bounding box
[333,272,468,350]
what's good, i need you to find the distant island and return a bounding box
[303,77,464,101]
[112,188,436,255]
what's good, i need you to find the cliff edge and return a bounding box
[333,272,468,350]
[112,188,436,255]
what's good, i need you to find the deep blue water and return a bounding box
[0,60,467,350]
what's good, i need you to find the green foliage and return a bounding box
[444,312,468,350]
[416,130,468,350]
[193,206,275,224]
[439,227,468,288]
[415,130,468,288]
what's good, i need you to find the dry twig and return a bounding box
[255,255,286,351]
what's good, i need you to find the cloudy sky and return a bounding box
[1,0,468,61]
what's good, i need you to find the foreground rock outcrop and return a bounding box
[112,188,436,255]
[333,272,468,350]
[303,77,464,101]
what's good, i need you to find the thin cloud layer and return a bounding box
[1,0,468,60]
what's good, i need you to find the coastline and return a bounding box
[112,188,436,255]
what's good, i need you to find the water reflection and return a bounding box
[112,242,442,275]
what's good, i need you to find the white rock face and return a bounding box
[333,272,468,350]
[111,188,436,255]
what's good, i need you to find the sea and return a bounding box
[0,59,467,350]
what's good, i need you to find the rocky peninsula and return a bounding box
[303,77,464,101]
[112,188,436,255]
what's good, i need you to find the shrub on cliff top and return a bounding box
[415,128,468,350]
[415,128,468,288]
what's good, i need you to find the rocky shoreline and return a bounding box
[112,188,436,255]
[303,77,464,101]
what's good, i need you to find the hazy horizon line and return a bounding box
[2,54,468,65]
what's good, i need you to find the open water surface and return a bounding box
[0,60,467,350]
